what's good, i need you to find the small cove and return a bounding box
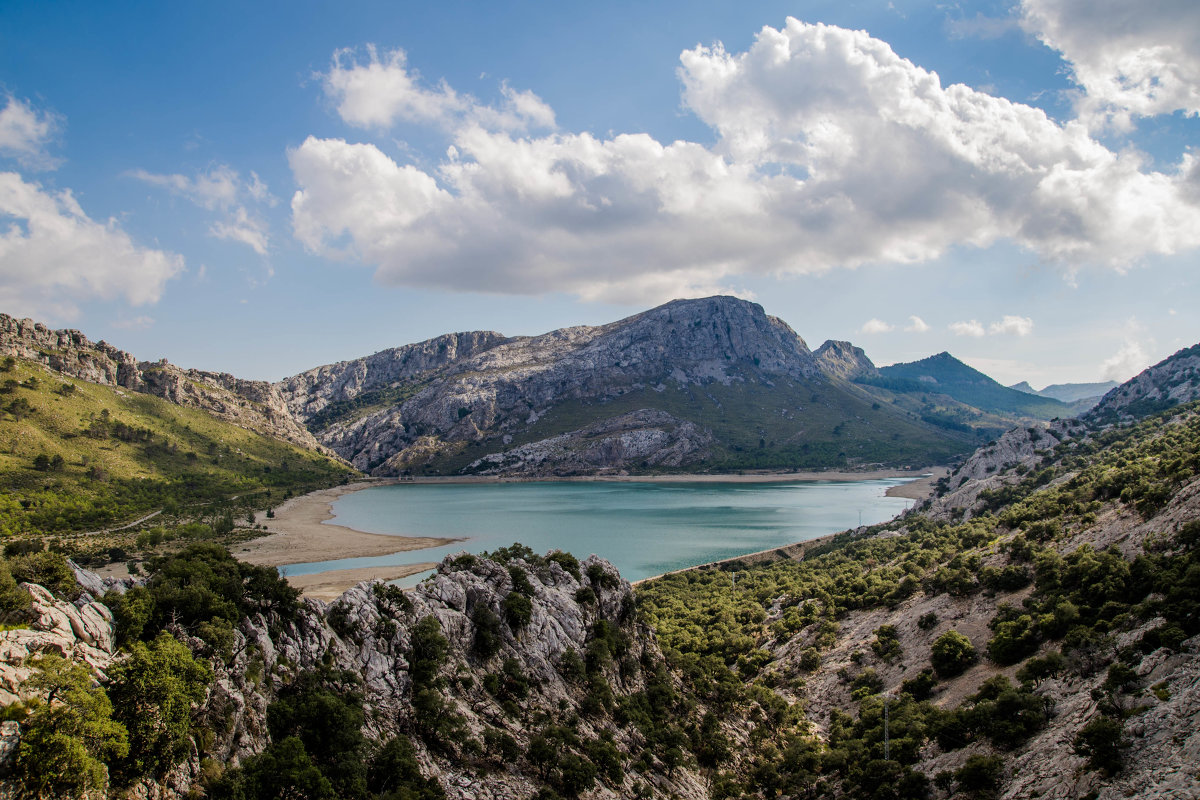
[279,477,918,586]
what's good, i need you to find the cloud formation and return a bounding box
[0,172,183,319]
[950,320,986,337]
[1021,0,1200,130]
[132,165,274,255]
[291,20,1200,303]
[905,315,930,333]
[989,315,1034,336]
[860,318,893,334]
[0,96,61,170]
[322,46,555,132]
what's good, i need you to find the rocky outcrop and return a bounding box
[0,583,117,706]
[191,552,707,800]
[813,340,878,381]
[0,314,326,453]
[464,409,714,476]
[1087,343,1200,422]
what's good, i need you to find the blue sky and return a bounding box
[1,1,1198,387]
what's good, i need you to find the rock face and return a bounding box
[194,552,707,800]
[813,340,878,381]
[0,314,326,453]
[0,583,117,708]
[278,296,960,475]
[1087,343,1200,422]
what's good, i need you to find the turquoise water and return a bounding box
[279,478,916,586]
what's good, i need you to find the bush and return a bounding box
[471,604,503,660]
[955,754,1003,794]
[107,632,212,778]
[502,591,533,630]
[409,616,449,688]
[931,630,977,678]
[1074,716,1125,774]
[546,550,581,580]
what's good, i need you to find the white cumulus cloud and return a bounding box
[950,320,986,337]
[0,172,183,319]
[860,318,894,334]
[321,46,555,132]
[1021,0,1200,130]
[989,315,1035,336]
[290,20,1200,303]
[905,315,930,332]
[0,96,61,171]
[132,165,274,255]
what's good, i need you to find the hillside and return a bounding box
[279,297,973,476]
[0,315,325,452]
[636,350,1200,799]
[0,354,354,553]
[864,352,1071,420]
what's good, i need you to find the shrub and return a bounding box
[1074,716,1125,774]
[502,591,533,630]
[471,604,503,660]
[931,630,976,678]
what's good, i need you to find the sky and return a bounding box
[1,0,1198,388]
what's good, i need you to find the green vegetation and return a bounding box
[415,367,971,474]
[637,399,1200,797]
[0,359,354,541]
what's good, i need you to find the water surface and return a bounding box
[279,478,915,586]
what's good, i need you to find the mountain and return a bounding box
[0,314,325,453]
[279,297,971,476]
[864,352,1071,419]
[812,340,878,381]
[1087,343,1200,423]
[1010,379,1119,414]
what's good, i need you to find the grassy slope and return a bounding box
[416,369,974,474]
[0,359,355,537]
[870,353,1071,419]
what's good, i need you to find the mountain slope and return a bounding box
[0,356,355,537]
[0,314,324,452]
[638,343,1200,800]
[866,352,1071,419]
[280,297,972,475]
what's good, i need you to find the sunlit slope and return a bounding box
[0,359,355,536]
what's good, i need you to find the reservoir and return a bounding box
[280,477,916,585]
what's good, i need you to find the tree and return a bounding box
[107,632,212,778]
[1074,716,1125,774]
[15,655,129,798]
[931,630,977,678]
[409,615,448,688]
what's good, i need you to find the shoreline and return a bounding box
[239,467,947,599]
[235,479,461,571]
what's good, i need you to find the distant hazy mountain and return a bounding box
[278,297,971,476]
[1009,379,1118,403]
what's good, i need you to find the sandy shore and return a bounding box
[283,563,438,602]
[884,466,948,500]
[235,480,459,569]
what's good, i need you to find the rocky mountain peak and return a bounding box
[814,339,878,380]
[1086,343,1200,423]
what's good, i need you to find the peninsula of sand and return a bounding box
[235,468,946,600]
